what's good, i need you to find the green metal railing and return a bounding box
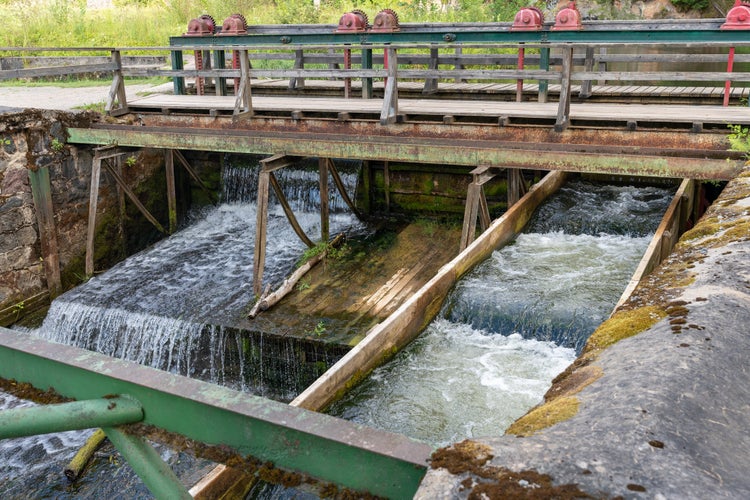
[0,327,431,499]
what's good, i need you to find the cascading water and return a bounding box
[25,157,364,398]
[329,180,674,448]
[0,157,364,498]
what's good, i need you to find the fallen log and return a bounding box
[248,234,344,319]
[64,428,107,482]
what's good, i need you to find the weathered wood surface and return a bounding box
[291,170,568,412]
[129,93,750,125]
[614,178,695,311]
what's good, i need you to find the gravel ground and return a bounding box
[0,82,173,112]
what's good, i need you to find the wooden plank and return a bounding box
[28,167,62,299]
[291,170,568,412]
[253,171,270,297]
[85,157,102,277]
[165,149,177,233]
[614,178,694,311]
[555,47,573,132]
[318,158,329,242]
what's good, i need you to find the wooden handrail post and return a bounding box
[579,46,595,99]
[233,49,253,117]
[289,49,305,90]
[380,46,399,125]
[555,46,573,132]
[165,149,177,234]
[105,49,128,116]
[423,44,439,94]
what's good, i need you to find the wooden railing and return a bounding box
[2,41,750,130]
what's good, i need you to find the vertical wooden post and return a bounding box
[165,149,177,234]
[538,47,550,103]
[460,183,481,251]
[234,50,253,117]
[423,45,438,94]
[508,168,523,207]
[85,157,102,277]
[361,160,372,215]
[105,50,128,116]
[361,47,373,99]
[454,46,466,84]
[380,47,399,125]
[289,49,305,90]
[28,167,62,298]
[319,158,329,242]
[555,46,573,132]
[383,161,391,213]
[253,170,270,297]
[579,46,594,99]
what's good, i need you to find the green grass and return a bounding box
[0,0,540,49]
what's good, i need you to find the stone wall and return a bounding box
[0,110,172,324]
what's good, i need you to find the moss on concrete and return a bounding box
[505,396,581,437]
[584,306,667,355]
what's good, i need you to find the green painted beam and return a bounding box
[66,126,743,180]
[0,396,142,439]
[0,328,430,499]
[168,22,750,47]
[103,426,192,499]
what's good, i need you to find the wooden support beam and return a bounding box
[422,45,439,95]
[555,46,573,132]
[165,149,177,234]
[28,167,62,298]
[383,161,391,213]
[380,47,398,125]
[259,153,303,173]
[361,160,372,215]
[269,173,315,248]
[289,49,305,90]
[253,170,270,297]
[508,168,526,207]
[232,50,253,117]
[460,182,482,251]
[101,160,167,235]
[173,150,218,205]
[85,156,102,277]
[325,158,362,219]
[579,47,595,99]
[319,157,330,242]
[105,50,128,116]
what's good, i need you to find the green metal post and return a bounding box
[362,47,373,99]
[103,426,192,500]
[539,47,550,103]
[0,396,143,439]
[171,50,185,95]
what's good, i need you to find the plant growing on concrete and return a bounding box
[728,124,750,158]
[125,155,137,167]
[50,137,65,152]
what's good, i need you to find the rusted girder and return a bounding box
[68,124,743,180]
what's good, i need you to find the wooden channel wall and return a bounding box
[291,170,568,412]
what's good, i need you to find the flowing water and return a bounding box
[1,157,364,498]
[1,170,674,496]
[329,180,673,448]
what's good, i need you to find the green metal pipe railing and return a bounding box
[0,396,143,439]
[0,327,431,499]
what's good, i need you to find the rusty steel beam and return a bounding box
[67,125,743,180]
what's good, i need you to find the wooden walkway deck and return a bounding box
[129,91,750,128]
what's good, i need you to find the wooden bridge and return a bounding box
[2,13,750,499]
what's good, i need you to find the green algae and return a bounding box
[505,396,581,437]
[584,306,667,354]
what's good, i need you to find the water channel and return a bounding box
[0,161,674,497]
